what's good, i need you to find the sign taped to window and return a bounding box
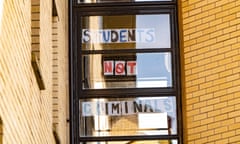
[81,98,174,117]
[82,28,155,44]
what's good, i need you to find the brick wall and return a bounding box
[52,0,69,143]
[180,0,240,143]
[0,0,68,143]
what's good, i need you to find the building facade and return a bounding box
[0,0,240,144]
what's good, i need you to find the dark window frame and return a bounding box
[70,0,182,143]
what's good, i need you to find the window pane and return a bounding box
[80,140,178,144]
[82,53,172,89]
[79,97,177,137]
[78,0,172,4]
[81,14,171,50]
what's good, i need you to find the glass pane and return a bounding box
[80,140,178,144]
[81,14,171,50]
[79,97,177,137]
[78,0,172,4]
[82,53,172,89]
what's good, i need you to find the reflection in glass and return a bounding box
[82,53,172,89]
[81,14,170,50]
[79,97,177,137]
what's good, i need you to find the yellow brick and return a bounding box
[189,7,202,16]
[222,131,236,139]
[221,118,235,127]
[207,97,220,105]
[219,69,233,77]
[182,15,196,24]
[196,34,210,43]
[200,105,214,113]
[184,39,197,47]
[219,82,233,90]
[223,38,238,46]
[191,54,205,62]
[209,19,222,26]
[220,105,234,114]
[195,0,208,7]
[188,109,200,117]
[229,123,240,130]
[204,49,218,58]
[216,21,230,30]
[229,136,240,143]
[182,4,196,13]
[197,56,211,66]
[214,100,227,109]
[202,26,215,35]
[206,85,219,93]
[199,93,213,101]
[230,30,240,38]
[191,77,205,85]
[189,31,202,39]
[202,3,215,11]
[233,78,240,86]
[216,33,230,42]
[186,85,199,93]
[197,47,210,55]
[193,101,206,109]
[211,53,225,62]
[216,0,229,7]
[227,86,240,94]
[208,6,222,15]
[206,73,219,81]
[222,2,236,11]
[186,120,201,128]
[210,30,223,39]
[205,63,219,71]
[188,125,207,134]
[192,89,206,98]
[192,65,205,74]
[185,62,198,70]
[187,97,200,105]
[200,117,214,125]
[228,111,240,118]
[185,73,199,81]
[214,89,227,98]
[207,121,221,129]
[188,133,201,141]
[202,14,215,23]
[215,139,229,144]
[214,114,228,122]
[195,11,209,20]
[194,138,208,144]
[214,126,228,134]
[188,0,201,5]
[223,14,236,23]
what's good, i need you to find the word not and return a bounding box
[82,28,155,44]
[81,98,173,116]
[103,60,136,76]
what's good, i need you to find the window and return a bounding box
[77,0,172,4]
[70,0,182,143]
